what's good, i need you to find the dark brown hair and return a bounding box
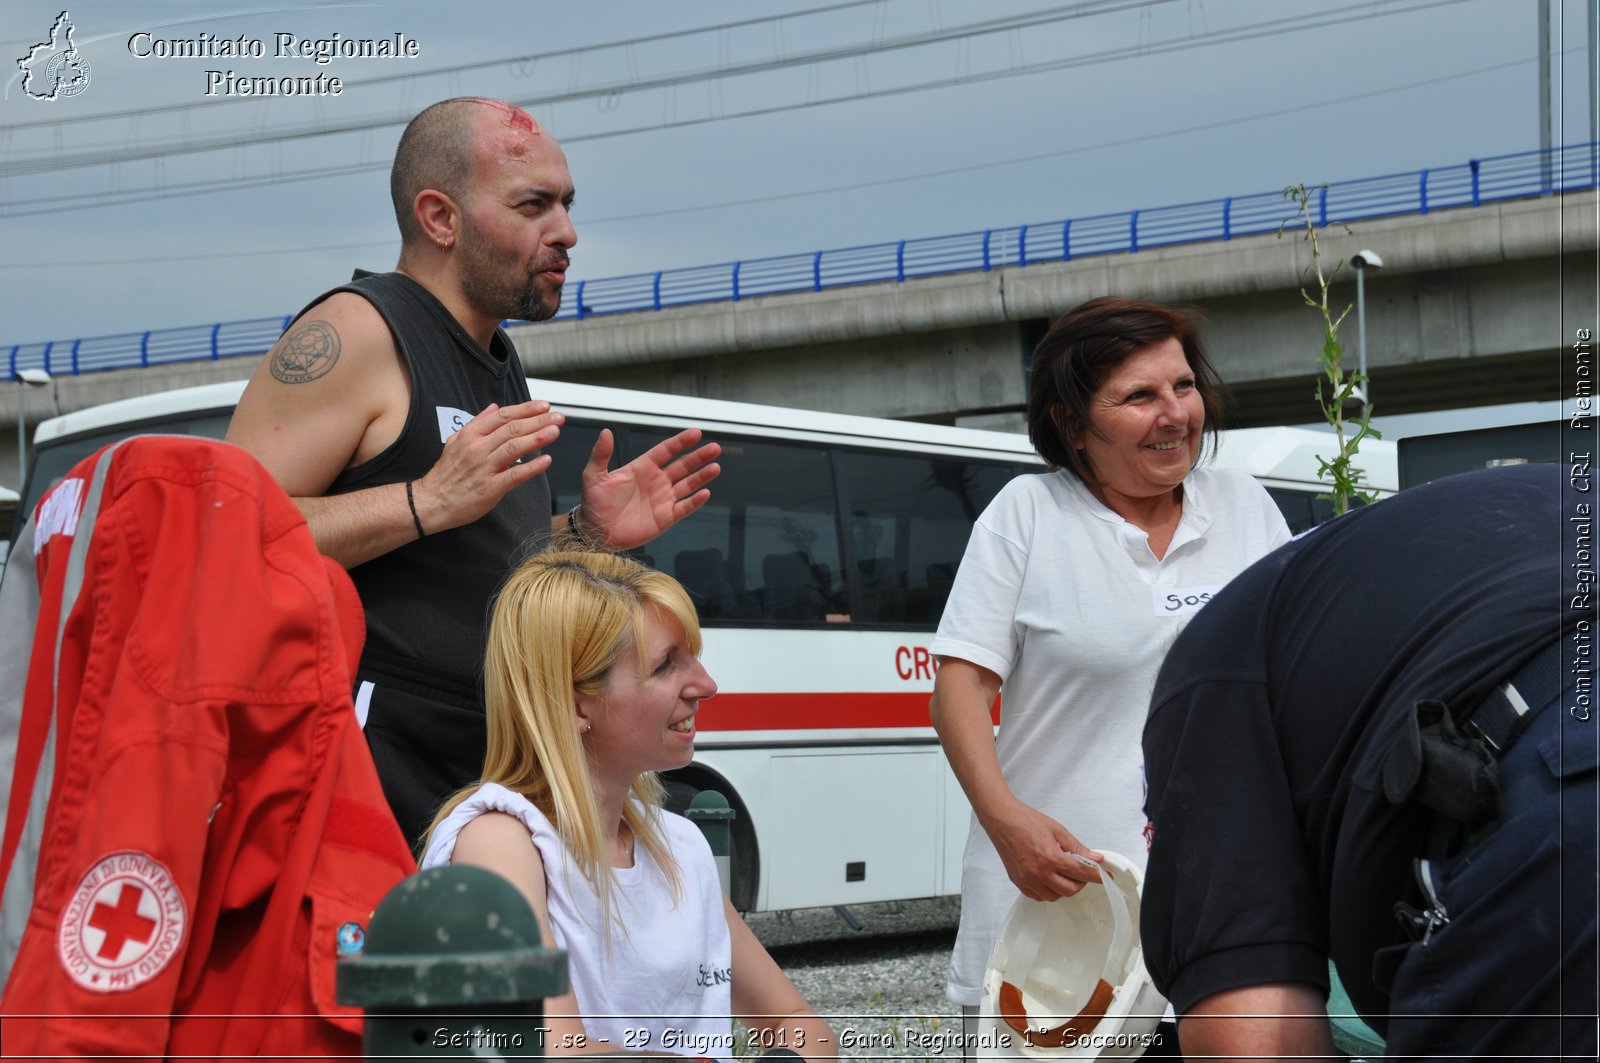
[1025,296,1224,482]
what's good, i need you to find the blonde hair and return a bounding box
[428,550,703,929]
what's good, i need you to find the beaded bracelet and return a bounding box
[405,480,426,539]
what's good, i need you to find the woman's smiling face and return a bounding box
[1070,336,1204,503]
[577,604,717,784]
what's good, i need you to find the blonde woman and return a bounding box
[421,552,833,1062]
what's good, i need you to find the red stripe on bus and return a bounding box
[697,692,1001,731]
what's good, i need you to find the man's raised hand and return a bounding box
[413,401,563,533]
[576,427,722,550]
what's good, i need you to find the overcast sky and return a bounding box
[3,0,1596,436]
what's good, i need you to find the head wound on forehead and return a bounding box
[467,98,539,135]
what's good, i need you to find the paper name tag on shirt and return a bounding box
[1152,585,1223,618]
[435,404,525,462]
[436,406,472,443]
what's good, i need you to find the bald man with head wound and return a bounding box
[227,99,721,849]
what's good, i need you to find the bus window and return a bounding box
[539,419,607,518]
[541,419,679,573]
[1265,486,1338,534]
[631,429,845,625]
[838,450,1021,626]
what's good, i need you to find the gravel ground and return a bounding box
[743,898,966,1059]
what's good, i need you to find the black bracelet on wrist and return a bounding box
[567,503,612,551]
[405,480,426,539]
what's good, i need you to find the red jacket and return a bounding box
[1,437,414,1060]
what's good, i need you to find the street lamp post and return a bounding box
[1350,250,1383,414]
[15,368,52,491]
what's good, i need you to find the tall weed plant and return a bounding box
[1281,183,1382,515]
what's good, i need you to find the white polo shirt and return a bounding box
[931,467,1291,1004]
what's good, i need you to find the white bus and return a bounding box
[12,379,1394,912]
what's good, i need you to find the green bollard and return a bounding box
[685,790,735,897]
[337,865,569,1060]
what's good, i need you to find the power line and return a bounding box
[0,0,897,129]
[545,0,1478,147]
[0,0,1478,217]
[1,1,1166,174]
[0,160,382,218]
[0,237,397,270]
[574,53,1552,226]
[1,50,1549,257]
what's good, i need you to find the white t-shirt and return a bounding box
[931,467,1291,1004]
[422,783,736,1061]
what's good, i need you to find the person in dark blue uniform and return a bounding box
[1140,463,1597,1060]
[227,99,722,848]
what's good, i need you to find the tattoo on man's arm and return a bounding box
[269,319,341,384]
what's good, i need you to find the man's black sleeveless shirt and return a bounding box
[296,270,552,697]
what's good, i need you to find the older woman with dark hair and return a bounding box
[929,296,1292,1036]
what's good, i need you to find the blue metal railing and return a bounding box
[8,141,1599,382]
[9,315,293,381]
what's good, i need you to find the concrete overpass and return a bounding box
[513,187,1599,431]
[5,187,1596,490]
